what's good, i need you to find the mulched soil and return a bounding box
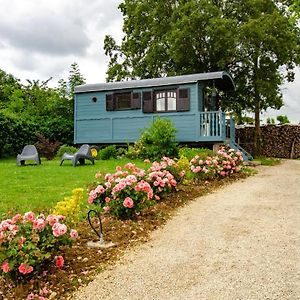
[0,173,249,300]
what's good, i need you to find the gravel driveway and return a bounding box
[73,160,300,300]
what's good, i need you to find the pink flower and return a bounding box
[19,263,33,274]
[170,179,177,186]
[192,166,201,173]
[124,162,136,170]
[33,218,46,231]
[11,213,22,224]
[95,185,105,194]
[1,261,10,273]
[104,206,110,213]
[24,211,35,222]
[18,236,26,247]
[123,197,134,208]
[155,195,160,201]
[147,190,154,199]
[202,167,209,174]
[70,229,78,240]
[40,286,49,296]
[55,256,64,268]
[88,190,98,204]
[26,293,35,300]
[46,214,64,226]
[105,197,111,203]
[116,165,122,171]
[52,223,67,237]
[95,172,102,179]
[159,181,165,187]
[88,196,94,204]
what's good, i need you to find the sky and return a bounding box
[0,0,299,123]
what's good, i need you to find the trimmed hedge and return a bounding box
[0,111,73,158]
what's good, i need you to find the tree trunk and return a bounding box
[253,101,261,156]
[253,54,261,157]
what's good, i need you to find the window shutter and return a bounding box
[142,91,154,113]
[131,92,141,109]
[177,88,190,111]
[106,94,114,111]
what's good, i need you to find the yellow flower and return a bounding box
[91,148,98,158]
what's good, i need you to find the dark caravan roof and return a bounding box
[75,71,235,93]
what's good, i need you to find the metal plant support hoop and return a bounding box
[86,209,116,249]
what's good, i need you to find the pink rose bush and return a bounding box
[88,158,178,219]
[88,150,243,219]
[190,147,244,180]
[0,212,78,280]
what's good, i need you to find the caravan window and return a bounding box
[155,90,177,112]
[115,92,132,110]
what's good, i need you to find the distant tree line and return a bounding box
[0,63,85,157]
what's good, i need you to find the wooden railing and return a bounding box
[199,111,235,142]
[199,111,225,140]
[225,117,235,140]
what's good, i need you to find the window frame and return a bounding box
[154,89,177,112]
[106,91,141,111]
[114,92,132,110]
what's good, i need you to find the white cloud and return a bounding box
[0,0,123,84]
[262,67,300,124]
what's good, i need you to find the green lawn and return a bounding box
[0,157,147,217]
[253,157,281,166]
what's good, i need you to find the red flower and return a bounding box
[1,261,10,273]
[55,256,64,268]
[18,263,33,274]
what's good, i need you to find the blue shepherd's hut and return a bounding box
[74,71,251,159]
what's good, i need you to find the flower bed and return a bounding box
[190,147,244,180]
[87,158,178,219]
[87,148,244,219]
[0,212,77,282]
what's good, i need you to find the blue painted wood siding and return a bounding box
[74,83,227,144]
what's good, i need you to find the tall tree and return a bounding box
[0,69,21,108]
[58,62,86,100]
[104,0,300,155]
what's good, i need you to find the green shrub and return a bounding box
[56,144,78,158]
[38,116,73,145]
[179,147,214,161]
[0,111,39,157]
[98,145,118,160]
[116,147,126,157]
[134,117,178,161]
[125,142,142,159]
[0,111,73,158]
